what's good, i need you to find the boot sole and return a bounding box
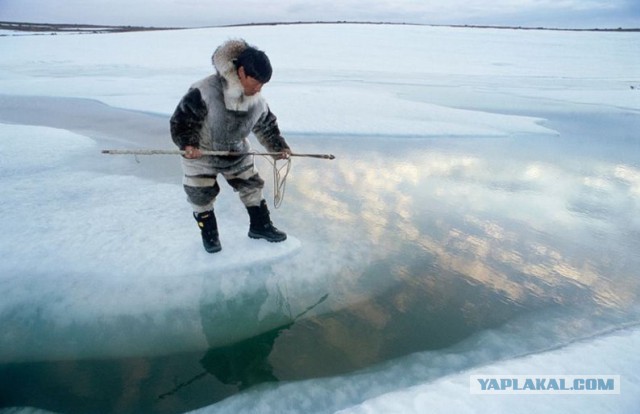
[204,245,222,253]
[248,232,287,243]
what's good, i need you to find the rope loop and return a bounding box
[253,152,292,209]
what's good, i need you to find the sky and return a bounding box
[0,0,639,29]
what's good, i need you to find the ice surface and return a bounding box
[0,123,302,361]
[337,325,640,414]
[0,408,57,414]
[1,23,639,413]
[4,25,618,137]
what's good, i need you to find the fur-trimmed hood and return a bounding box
[212,39,261,111]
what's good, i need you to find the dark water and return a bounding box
[1,96,639,413]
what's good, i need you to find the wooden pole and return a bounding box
[101,149,335,160]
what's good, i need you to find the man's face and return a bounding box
[238,66,264,96]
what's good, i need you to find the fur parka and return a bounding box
[170,39,289,171]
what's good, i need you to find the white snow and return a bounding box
[336,326,640,414]
[1,23,639,413]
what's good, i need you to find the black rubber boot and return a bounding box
[246,200,287,243]
[194,211,222,253]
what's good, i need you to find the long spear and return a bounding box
[101,149,335,160]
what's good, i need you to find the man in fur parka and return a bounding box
[170,39,291,253]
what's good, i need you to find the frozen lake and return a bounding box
[1,23,639,413]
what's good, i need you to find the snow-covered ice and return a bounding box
[1,23,639,413]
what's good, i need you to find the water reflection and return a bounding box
[158,324,286,398]
[278,135,640,317]
[216,132,636,384]
[158,291,328,401]
[199,325,283,390]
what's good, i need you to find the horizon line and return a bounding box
[1,20,638,34]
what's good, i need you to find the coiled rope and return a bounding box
[256,153,292,209]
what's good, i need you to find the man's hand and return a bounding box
[183,145,203,159]
[276,148,292,160]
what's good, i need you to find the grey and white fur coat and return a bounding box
[170,39,289,172]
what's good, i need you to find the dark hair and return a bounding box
[234,47,272,84]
